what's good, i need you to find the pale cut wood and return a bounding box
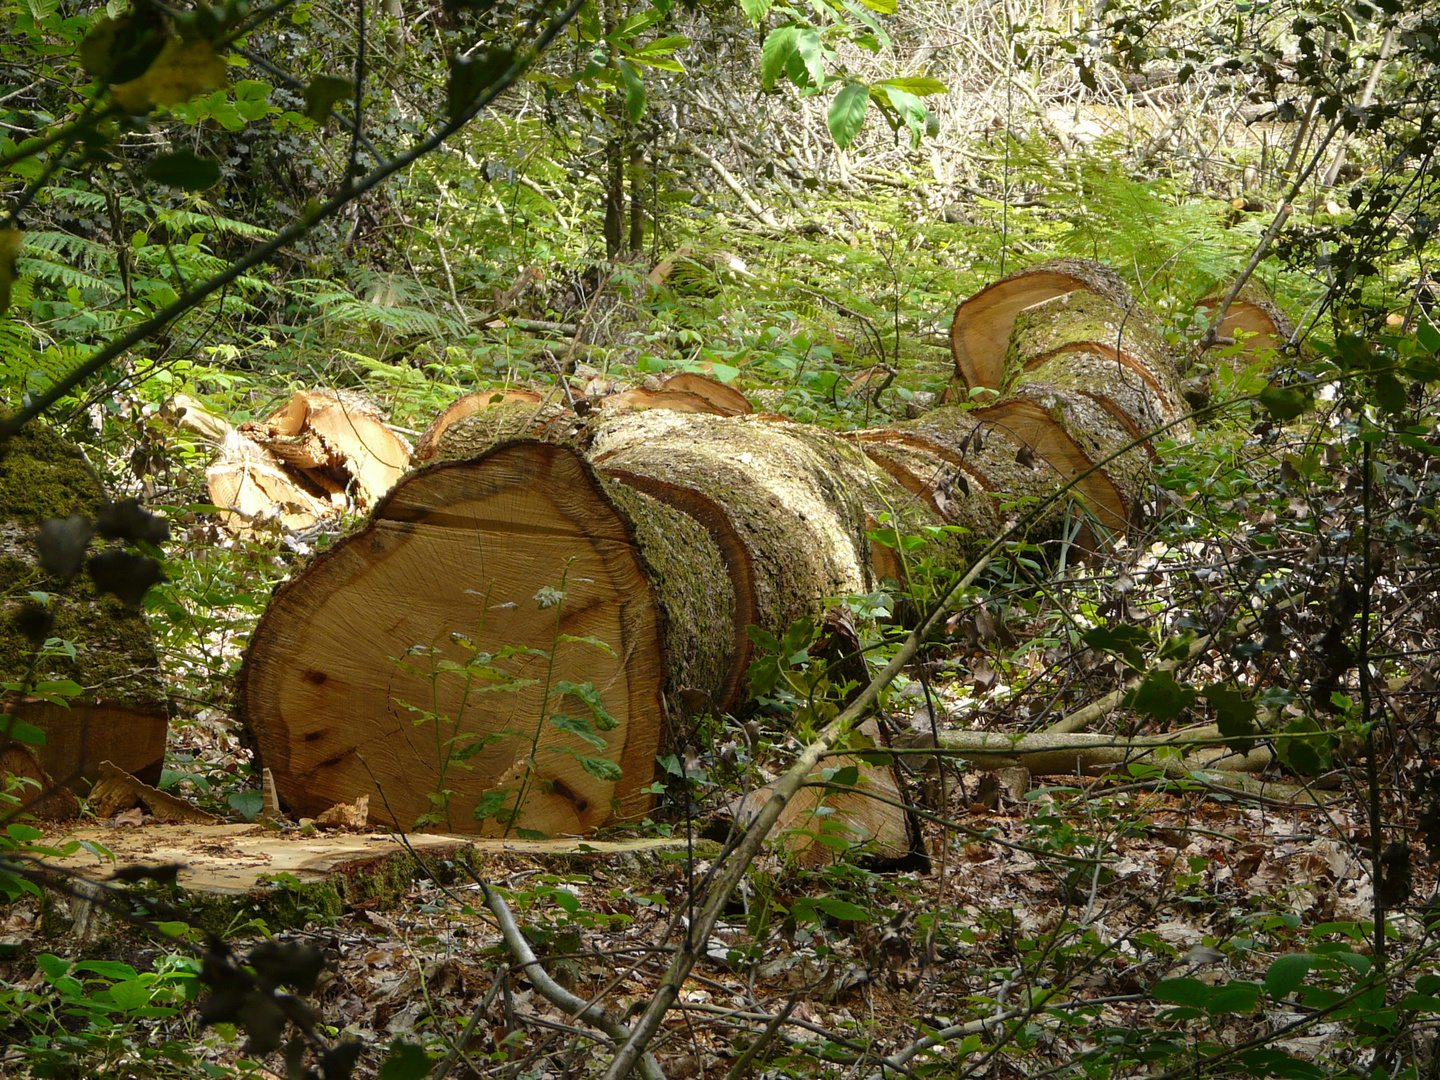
[1196,280,1296,362]
[240,389,412,510]
[660,372,753,415]
[732,720,910,867]
[1001,290,1189,433]
[973,399,1130,537]
[90,760,218,823]
[239,441,666,836]
[206,433,337,534]
[414,389,546,462]
[599,388,731,416]
[951,257,1137,395]
[44,823,701,897]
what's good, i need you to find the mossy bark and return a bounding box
[0,426,167,791]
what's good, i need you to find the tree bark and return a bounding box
[0,425,168,797]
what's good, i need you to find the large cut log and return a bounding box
[240,266,1224,843]
[0,425,168,797]
[239,442,666,836]
[950,258,1141,397]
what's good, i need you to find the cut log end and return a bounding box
[238,441,665,837]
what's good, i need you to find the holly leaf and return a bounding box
[447,48,513,122]
[1082,625,1151,670]
[1258,383,1312,421]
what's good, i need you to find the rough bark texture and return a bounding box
[0,425,167,794]
[239,263,1214,843]
[950,257,1138,396]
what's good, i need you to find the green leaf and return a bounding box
[3,721,45,746]
[1203,683,1258,753]
[1258,383,1312,421]
[303,75,353,122]
[1417,321,1440,354]
[1207,981,1262,1014]
[877,76,946,95]
[794,28,825,86]
[637,35,688,54]
[760,27,799,91]
[1372,371,1407,414]
[854,0,896,11]
[550,712,608,750]
[227,790,264,821]
[1152,977,1212,1008]
[1265,954,1314,1000]
[379,1040,433,1080]
[1082,625,1151,670]
[472,790,510,821]
[447,49,513,122]
[740,0,773,21]
[618,60,645,123]
[1276,716,1332,774]
[1124,669,1197,723]
[815,897,869,920]
[829,82,869,149]
[572,753,622,781]
[555,680,618,730]
[145,150,220,190]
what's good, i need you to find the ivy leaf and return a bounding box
[618,59,645,123]
[1276,716,1332,774]
[145,150,221,190]
[828,83,870,148]
[760,26,799,91]
[447,48,513,122]
[303,75,353,122]
[1203,683,1257,753]
[1082,625,1151,670]
[1371,371,1407,414]
[1258,383,1312,421]
[1124,669,1197,723]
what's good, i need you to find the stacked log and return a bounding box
[237,260,1196,846]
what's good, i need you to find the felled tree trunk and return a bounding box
[239,264,1190,842]
[0,426,168,802]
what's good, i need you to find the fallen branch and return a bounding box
[480,879,667,1080]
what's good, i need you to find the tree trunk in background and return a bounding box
[238,260,1191,843]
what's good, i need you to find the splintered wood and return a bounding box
[207,389,412,535]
